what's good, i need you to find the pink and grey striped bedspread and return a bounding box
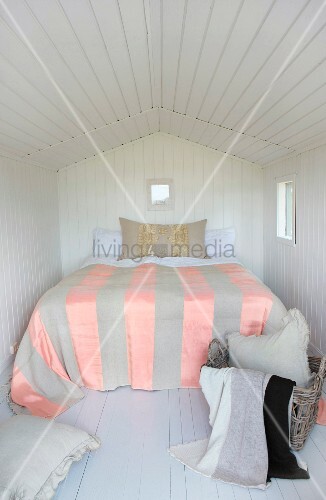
[11,263,286,417]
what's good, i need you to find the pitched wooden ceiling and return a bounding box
[0,0,326,170]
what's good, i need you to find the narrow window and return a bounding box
[277,175,296,245]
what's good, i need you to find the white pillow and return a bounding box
[205,227,236,258]
[0,415,100,499]
[228,309,314,388]
[93,227,122,258]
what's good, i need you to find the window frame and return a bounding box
[146,178,174,211]
[276,173,296,247]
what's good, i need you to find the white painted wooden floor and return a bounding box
[0,371,325,500]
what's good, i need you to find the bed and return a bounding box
[11,257,287,417]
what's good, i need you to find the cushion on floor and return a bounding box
[0,415,100,500]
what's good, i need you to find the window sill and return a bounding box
[277,236,296,247]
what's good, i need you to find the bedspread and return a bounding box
[11,263,287,417]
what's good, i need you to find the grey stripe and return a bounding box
[96,267,132,389]
[38,268,89,383]
[264,297,287,334]
[152,266,185,389]
[200,266,242,340]
[16,333,83,408]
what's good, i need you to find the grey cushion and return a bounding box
[228,309,314,388]
[0,415,100,499]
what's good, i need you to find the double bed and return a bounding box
[11,257,287,417]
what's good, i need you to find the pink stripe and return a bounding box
[28,309,69,381]
[317,398,326,425]
[11,366,66,417]
[178,267,215,387]
[66,265,114,389]
[125,264,156,390]
[218,264,273,336]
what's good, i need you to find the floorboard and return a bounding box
[0,367,326,500]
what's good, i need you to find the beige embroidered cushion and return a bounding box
[0,415,100,499]
[119,218,207,259]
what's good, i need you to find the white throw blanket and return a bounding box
[169,366,272,489]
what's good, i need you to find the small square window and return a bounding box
[147,179,174,211]
[276,175,296,246]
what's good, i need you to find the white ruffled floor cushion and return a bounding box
[0,415,100,499]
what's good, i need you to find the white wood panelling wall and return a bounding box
[58,133,263,278]
[0,156,61,372]
[264,145,326,355]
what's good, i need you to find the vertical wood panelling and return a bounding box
[58,133,263,279]
[263,145,326,354]
[0,156,61,372]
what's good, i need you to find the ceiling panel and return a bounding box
[90,0,143,116]
[146,107,160,134]
[172,0,215,114]
[0,80,72,141]
[1,1,105,129]
[59,0,130,120]
[0,0,325,169]
[291,128,326,152]
[18,109,159,170]
[258,148,298,166]
[197,0,276,122]
[161,0,187,110]
[245,143,292,164]
[199,123,223,148]
[214,0,323,128]
[0,53,83,137]
[280,116,326,149]
[0,130,34,155]
[143,0,162,108]
[118,0,153,111]
[245,63,326,137]
[268,104,326,146]
[27,0,118,123]
[184,0,245,118]
[0,117,47,151]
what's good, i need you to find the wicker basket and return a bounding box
[206,338,326,451]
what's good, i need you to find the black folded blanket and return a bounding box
[264,375,309,480]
